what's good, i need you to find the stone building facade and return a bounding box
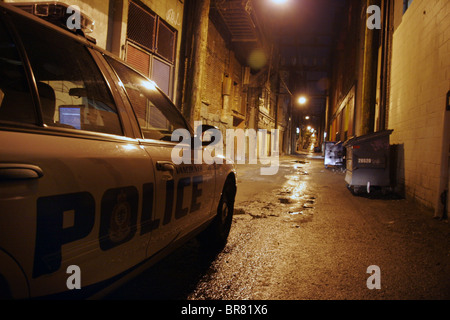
[177,0,289,158]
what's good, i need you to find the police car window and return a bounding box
[14,20,123,136]
[104,56,189,141]
[0,20,36,124]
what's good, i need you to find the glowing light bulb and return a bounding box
[271,0,288,4]
[298,96,307,105]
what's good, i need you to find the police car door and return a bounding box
[103,56,215,257]
[0,10,154,298]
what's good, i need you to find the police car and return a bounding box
[0,2,236,299]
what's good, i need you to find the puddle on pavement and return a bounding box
[279,190,316,227]
[292,162,309,175]
[293,160,310,164]
[234,165,316,226]
[234,208,246,215]
[233,192,316,225]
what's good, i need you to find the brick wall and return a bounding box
[389,0,449,212]
[201,20,228,128]
[201,19,247,131]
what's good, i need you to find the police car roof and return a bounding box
[1,2,97,46]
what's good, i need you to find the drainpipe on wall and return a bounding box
[436,93,450,219]
[222,74,232,125]
[360,0,380,135]
[378,0,393,131]
[182,0,210,126]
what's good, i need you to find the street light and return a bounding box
[298,96,307,105]
[271,0,288,4]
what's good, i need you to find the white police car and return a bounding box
[0,2,236,299]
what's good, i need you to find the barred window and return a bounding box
[127,1,155,51]
[126,1,177,99]
[156,19,176,63]
[127,1,176,64]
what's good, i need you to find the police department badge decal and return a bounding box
[109,190,132,242]
[99,186,138,250]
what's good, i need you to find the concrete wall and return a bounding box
[389,0,449,214]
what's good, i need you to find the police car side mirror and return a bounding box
[190,125,220,149]
[200,125,220,147]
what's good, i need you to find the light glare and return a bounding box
[122,144,138,151]
[298,96,307,105]
[271,0,288,4]
[141,80,157,91]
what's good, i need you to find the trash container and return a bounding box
[343,130,393,193]
[323,141,344,168]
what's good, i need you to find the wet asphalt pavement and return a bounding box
[104,153,450,300]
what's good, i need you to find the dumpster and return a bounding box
[323,141,344,168]
[343,130,393,193]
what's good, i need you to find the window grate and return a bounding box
[126,43,150,76]
[127,1,155,51]
[156,20,176,63]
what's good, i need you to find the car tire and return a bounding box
[197,180,235,252]
[0,275,12,300]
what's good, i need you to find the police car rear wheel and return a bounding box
[198,182,234,251]
[218,191,232,240]
[0,275,12,299]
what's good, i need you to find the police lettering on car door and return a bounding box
[33,169,204,278]
[0,1,236,299]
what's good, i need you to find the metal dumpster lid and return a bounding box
[343,129,393,146]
